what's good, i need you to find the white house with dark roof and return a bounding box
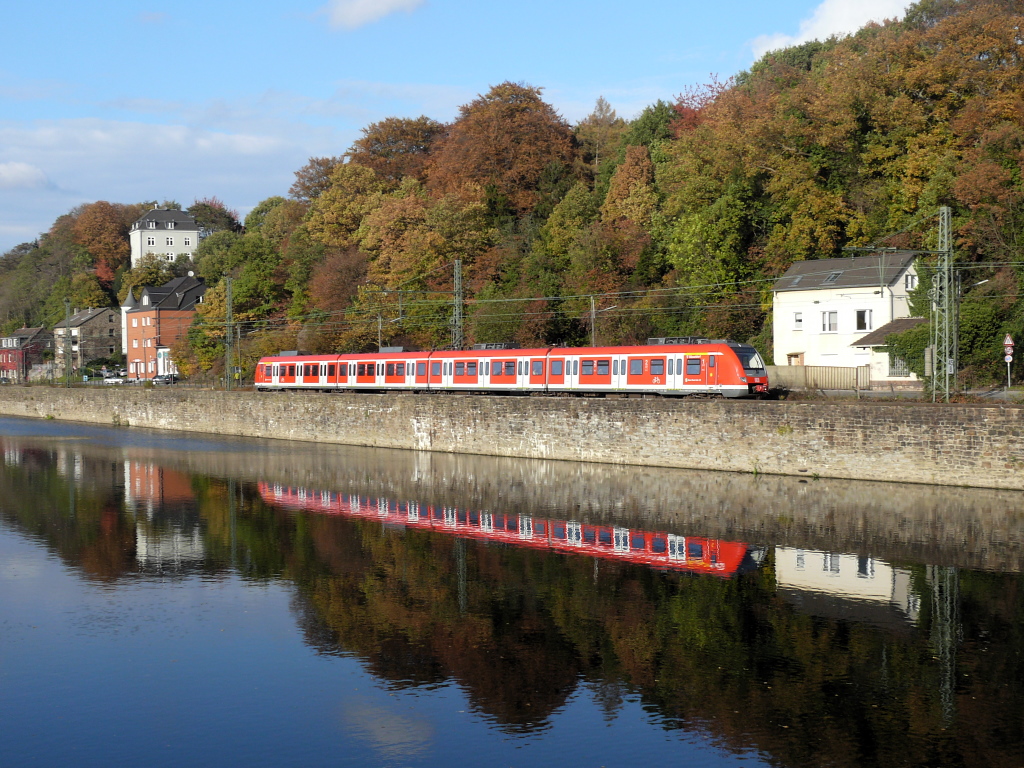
[772,252,919,369]
[129,208,201,268]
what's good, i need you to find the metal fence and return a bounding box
[767,365,871,391]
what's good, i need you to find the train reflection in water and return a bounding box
[258,482,763,577]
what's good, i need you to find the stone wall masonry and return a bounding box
[1,387,1023,490]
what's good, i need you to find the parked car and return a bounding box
[102,376,125,385]
[152,374,177,385]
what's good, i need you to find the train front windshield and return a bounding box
[736,348,766,374]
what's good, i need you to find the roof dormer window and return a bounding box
[142,296,150,306]
[823,271,843,284]
[147,221,156,229]
[166,221,175,229]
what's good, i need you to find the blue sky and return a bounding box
[0,0,910,253]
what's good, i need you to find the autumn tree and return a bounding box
[289,156,344,202]
[71,201,138,288]
[427,82,578,214]
[188,197,241,233]
[347,116,445,186]
[306,164,385,248]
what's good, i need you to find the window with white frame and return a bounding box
[166,237,174,246]
[166,221,175,229]
[856,309,872,331]
[821,311,838,332]
[147,236,156,246]
[184,237,191,247]
[793,312,803,331]
[147,221,156,229]
[132,318,138,327]
[133,339,138,348]
[905,273,918,290]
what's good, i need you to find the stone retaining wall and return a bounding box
[1,386,1022,489]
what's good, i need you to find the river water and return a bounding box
[0,415,1021,768]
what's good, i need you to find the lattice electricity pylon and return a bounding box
[931,206,956,402]
[450,258,464,350]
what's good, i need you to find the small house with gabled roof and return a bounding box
[129,207,201,268]
[772,252,919,370]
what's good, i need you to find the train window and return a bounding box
[551,360,563,376]
[631,535,645,550]
[652,538,666,553]
[505,361,515,376]
[581,360,594,375]
[668,359,673,375]
[417,362,426,376]
[378,364,383,376]
[517,361,523,375]
[431,362,441,376]
[651,359,664,375]
[709,355,715,368]
[573,359,579,375]
[687,542,704,559]
[490,361,500,376]
[532,360,544,376]
[629,359,642,375]
[288,365,295,376]
[597,359,609,376]
[612,359,618,375]
[598,529,612,545]
[357,364,365,376]
[676,358,682,372]
[455,362,465,376]
[467,361,477,376]
[397,363,406,376]
[687,358,702,375]
[553,525,566,539]
[385,363,393,376]
[328,364,336,377]
[583,528,596,543]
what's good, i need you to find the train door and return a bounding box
[548,357,565,389]
[428,358,443,388]
[414,359,428,387]
[707,354,718,388]
[683,355,707,392]
[529,358,546,390]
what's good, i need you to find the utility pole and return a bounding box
[451,259,463,350]
[224,277,233,391]
[590,296,596,347]
[932,206,956,402]
[63,298,71,387]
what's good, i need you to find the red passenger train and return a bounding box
[258,482,761,578]
[255,338,770,398]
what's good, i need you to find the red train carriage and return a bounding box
[255,338,769,398]
[258,482,759,578]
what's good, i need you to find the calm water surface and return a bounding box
[1,416,1022,768]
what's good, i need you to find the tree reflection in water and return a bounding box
[1,433,1022,767]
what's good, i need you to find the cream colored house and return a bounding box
[772,252,918,369]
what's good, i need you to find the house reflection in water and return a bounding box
[124,460,204,573]
[775,547,921,628]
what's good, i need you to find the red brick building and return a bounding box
[122,276,206,380]
[0,327,52,383]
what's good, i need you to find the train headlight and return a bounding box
[739,377,747,383]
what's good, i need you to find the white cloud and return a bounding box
[0,161,48,190]
[323,0,425,30]
[751,0,911,59]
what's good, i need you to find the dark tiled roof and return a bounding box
[128,276,206,313]
[54,307,115,329]
[851,317,927,347]
[9,327,47,341]
[774,252,917,293]
[132,208,198,230]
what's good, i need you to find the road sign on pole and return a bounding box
[1004,334,1014,347]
